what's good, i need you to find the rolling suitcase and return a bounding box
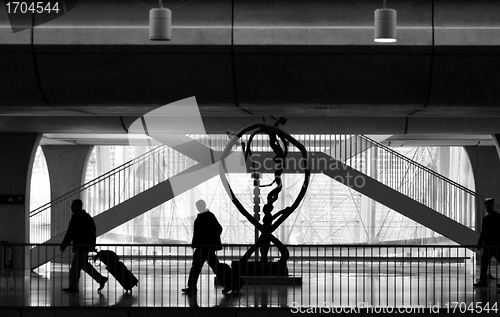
[94,250,138,293]
[214,262,245,293]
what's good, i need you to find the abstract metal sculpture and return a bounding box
[219,122,310,276]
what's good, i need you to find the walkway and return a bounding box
[2,262,500,311]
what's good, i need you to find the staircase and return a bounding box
[317,152,479,246]
[315,134,484,245]
[30,163,220,269]
[245,133,485,246]
[29,135,245,269]
[336,135,479,231]
[248,150,479,247]
[283,134,479,230]
[30,145,187,245]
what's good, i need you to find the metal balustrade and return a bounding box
[29,145,197,244]
[2,243,494,309]
[345,135,479,230]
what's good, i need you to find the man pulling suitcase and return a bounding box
[182,199,244,294]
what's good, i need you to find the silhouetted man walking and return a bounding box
[60,199,107,293]
[474,198,500,287]
[182,199,222,294]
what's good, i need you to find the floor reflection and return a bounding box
[1,269,499,308]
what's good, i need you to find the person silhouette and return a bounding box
[474,198,500,287]
[182,199,223,294]
[60,199,108,293]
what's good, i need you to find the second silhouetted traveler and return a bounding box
[474,198,500,288]
[182,199,222,294]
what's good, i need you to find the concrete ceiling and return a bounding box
[2,0,500,146]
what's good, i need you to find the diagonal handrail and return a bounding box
[30,145,167,218]
[29,144,198,244]
[340,135,482,230]
[357,135,477,197]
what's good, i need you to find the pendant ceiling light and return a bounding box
[374,0,397,43]
[150,0,171,41]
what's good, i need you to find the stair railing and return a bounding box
[29,145,197,244]
[339,135,480,230]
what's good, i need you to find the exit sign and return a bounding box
[0,195,24,205]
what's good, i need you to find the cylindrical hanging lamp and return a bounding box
[374,7,397,43]
[149,0,171,41]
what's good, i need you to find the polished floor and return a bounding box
[2,261,500,309]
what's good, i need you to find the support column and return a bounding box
[42,145,93,237]
[465,143,500,281]
[464,146,500,233]
[42,145,93,200]
[492,134,500,159]
[0,133,41,270]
